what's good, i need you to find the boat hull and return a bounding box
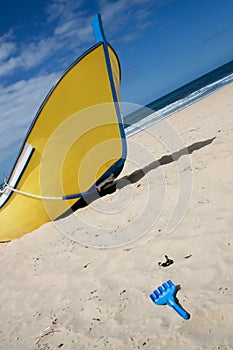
[0,41,126,241]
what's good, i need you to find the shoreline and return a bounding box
[125,80,233,138]
[125,82,233,138]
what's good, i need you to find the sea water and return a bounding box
[124,59,233,137]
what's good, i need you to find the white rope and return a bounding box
[0,174,112,201]
[2,184,64,201]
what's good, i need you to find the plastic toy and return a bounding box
[150,280,190,320]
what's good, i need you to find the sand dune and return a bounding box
[0,83,233,349]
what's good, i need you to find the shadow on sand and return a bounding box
[59,136,216,219]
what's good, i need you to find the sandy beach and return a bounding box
[1,83,233,349]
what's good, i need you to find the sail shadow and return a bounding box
[60,136,216,218]
[117,136,216,187]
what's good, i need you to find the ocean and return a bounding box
[124,59,233,137]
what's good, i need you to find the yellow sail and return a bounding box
[0,15,126,241]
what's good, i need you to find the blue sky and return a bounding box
[1,0,233,178]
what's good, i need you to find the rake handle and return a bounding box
[167,298,190,319]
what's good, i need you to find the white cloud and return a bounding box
[46,0,86,23]
[0,56,22,77]
[0,35,64,77]
[0,34,19,76]
[54,19,76,36]
[21,37,63,69]
[0,41,16,62]
[0,72,60,166]
[46,0,90,41]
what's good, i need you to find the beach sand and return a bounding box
[0,83,233,349]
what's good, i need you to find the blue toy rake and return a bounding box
[150,280,190,320]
